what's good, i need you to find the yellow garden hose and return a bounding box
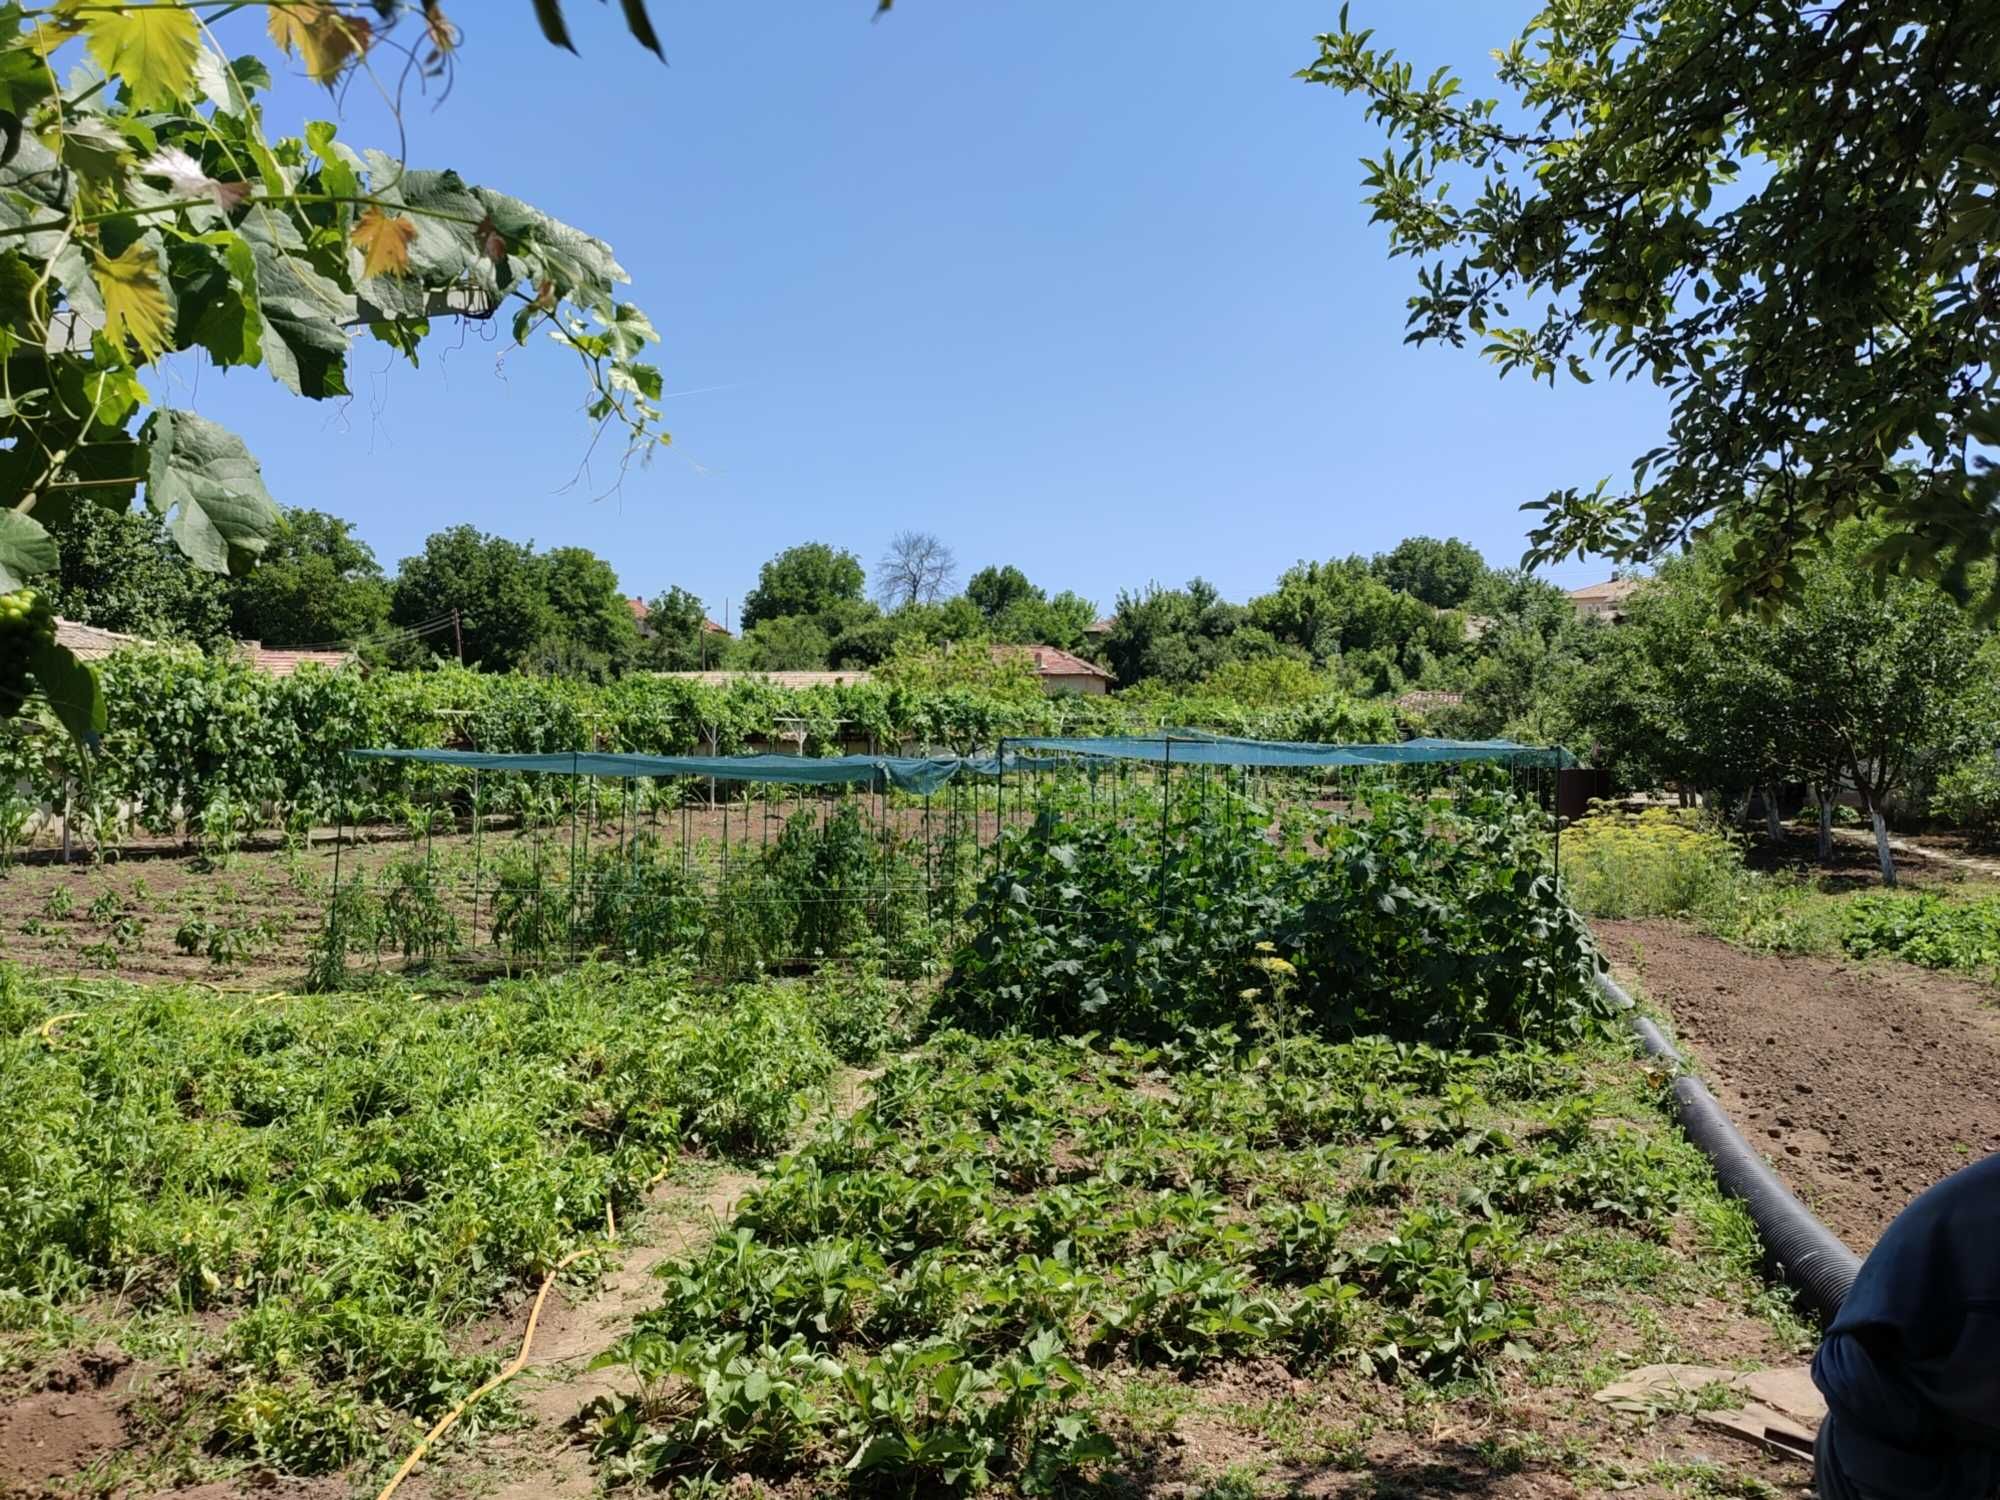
[375,1153,677,1498]
[374,1244,594,1500]
[36,1011,83,1041]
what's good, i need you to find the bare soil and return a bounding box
[0,1350,134,1500]
[1599,920,2000,1249]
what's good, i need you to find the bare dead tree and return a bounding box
[876,530,957,609]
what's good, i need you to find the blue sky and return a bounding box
[170,2,1666,624]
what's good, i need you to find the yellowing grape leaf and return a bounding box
[422,1,457,59]
[94,241,171,359]
[351,207,417,278]
[84,5,201,111]
[266,2,371,83]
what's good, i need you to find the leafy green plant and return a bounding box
[1841,892,2000,976]
[379,858,459,966]
[305,880,383,992]
[0,788,31,872]
[174,914,276,967]
[946,776,1607,1049]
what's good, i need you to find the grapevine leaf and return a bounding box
[265,2,370,84]
[305,120,361,201]
[25,636,104,744]
[143,408,281,576]
[619,0,664,58]
[531,0,577,54]
[351,206,417,278]
[422,3,457,59]
[53,115,130,182]
[94,240,171,360]
[84,5,201,111]
[472,185,623,302]
[193,45,267,113]
[238,210,353,398]
[356,153,490,317]
[169,232,262,368]
[0,507,56,590]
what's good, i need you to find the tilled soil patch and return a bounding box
[1598,919,2000,1249]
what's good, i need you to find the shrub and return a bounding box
[1557,806,1744,920]
[1933,755,2000,832]
[943,777,1608,1049]
[1280,783,1606,1047]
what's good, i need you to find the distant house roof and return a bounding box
[989,644,1114,682]
[630,597,730,635]
[1395,689,1465,715]
[1084,617,1115,636]
[1568,577,1646,621]
[1569,578,1645,603]
[53,617,156,661]
[237,643,359,677]
[657,670,874,690]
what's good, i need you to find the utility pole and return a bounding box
[452,608,463,664]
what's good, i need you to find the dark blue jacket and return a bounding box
[1814,1154,2000,1478]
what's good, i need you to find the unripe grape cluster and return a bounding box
[1,588,55,717]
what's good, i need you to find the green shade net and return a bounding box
[345,737,1577,788]
[345,748,968,794]
[1000,735,1579,770]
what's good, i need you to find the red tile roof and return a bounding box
[240,645,359,677]
[628,596,650,620]
[54,617,156,661]
[989,644,1113,680]
[656,670,874,689]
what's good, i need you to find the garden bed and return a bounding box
[0,964,901,1497]
[1599,920,2000,1248]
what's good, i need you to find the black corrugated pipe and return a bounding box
[1596,968,1863,1319]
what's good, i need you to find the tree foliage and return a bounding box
[42,496,228,644]
[1566,525,1998,882]
[1308,3,2000,611]
[639,585,715,672]
[0,1,668,740]
[741,543,866,632]
[386,525,642,678]
[966,564,1035,621]
[225,507,390,648]
[1101,579,1269,688]
[1371,535,1487,610]
[1248,556,1465,692]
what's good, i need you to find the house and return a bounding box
[989,644,1114,696]
[53,618,157,661]
[656,670,874,690]
[235,643,359,677]
[1084,617,1115,639]
[54,619,354,676]
[1568,578,1645,622]
[1395,689,1465,717]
